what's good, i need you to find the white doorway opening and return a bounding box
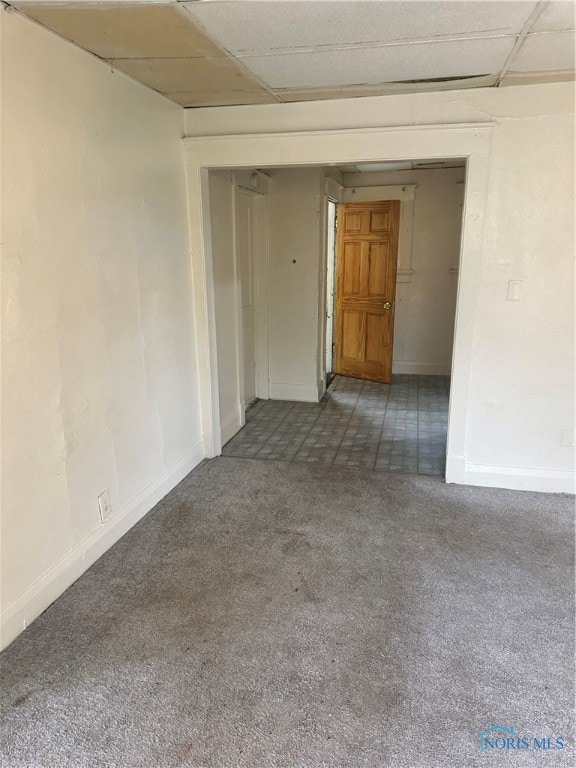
[326,161,465,386]
[185,123,492,486]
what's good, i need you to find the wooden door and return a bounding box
[334,200,400,384]
[235,188,256,408]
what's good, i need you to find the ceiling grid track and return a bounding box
[178,1,285,103]
[496,0,550,86]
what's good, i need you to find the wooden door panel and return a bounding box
[341,241,363,296]
[341,310,364,362]
[334,200,400,384]
[370,209,391,233]
[365,313,385,363]
[343,211,365,234]
[367,241,392,297]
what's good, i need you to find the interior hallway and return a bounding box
[223,374,449,476]
[1,458,572,768]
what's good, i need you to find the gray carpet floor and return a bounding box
[1,457,574,767]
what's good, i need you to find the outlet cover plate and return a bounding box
[97,490,112,523]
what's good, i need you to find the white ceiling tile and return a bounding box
[531,1,575,33]
[511,30,575,72]
[183,0,535,55]
[238,37,516,89]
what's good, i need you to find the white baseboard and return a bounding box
[445,454,466,484]
[220,409,243,446]
[269,382,321,402]
[392,361,452,375]
[446,455,575,494]
[0,441,205,651]
[462,463,575,494]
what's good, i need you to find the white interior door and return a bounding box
[235,188,256,409]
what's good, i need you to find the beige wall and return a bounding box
[1,12,201,648]
[342,167,466,375]
[267,167,326,401]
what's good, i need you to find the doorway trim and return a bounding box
[183,122,493,484]
[323,198,338,380]
[232,169,270,408]
[232,176,270,413]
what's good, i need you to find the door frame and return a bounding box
[319,178,344,389]
[333,199,401,384]
[233,181,269,420]
[326,184,417,384]
[183,123,493,486]
[323,197,338,379]
[237,176,270,405]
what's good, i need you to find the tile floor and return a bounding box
[222,374,450,476]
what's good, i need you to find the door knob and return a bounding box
[383,301,393,310]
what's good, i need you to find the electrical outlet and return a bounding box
[97,490,112,523]
[506,280,523,301]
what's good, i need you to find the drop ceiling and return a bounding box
[8,0,576,108]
